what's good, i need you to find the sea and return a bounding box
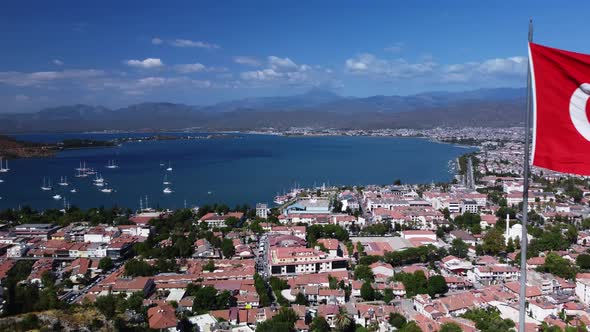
[0,133,475,211]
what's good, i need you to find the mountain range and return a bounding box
[0,87,526,133]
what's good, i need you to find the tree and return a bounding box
[95,294,118,317]
[360,281,375,301]
[328,275,339,289]
[449,238,469,258]
[204,260,215,272]
[427,275,449,297]
[124,258,155,277]
[394,271,428,297]
[221,238,235,258]
[537,252,577,280]
[482,228,506,255]
[294,292,308,305]
[334,310,355,332]
[388,313,407,329]
[193,286,220,313]
[506,238,515,253]
[399,321,423,332]
[310,315,331,332]
[577,254,590,270]
[98,257,114,271]
[382,288,394,304]
[440,323,462,332]
[256,308,298,332]
[356,241,365,257]
[354,265,374,281]
[462,308,516,332]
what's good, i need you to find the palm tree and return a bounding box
[334,309,354,332]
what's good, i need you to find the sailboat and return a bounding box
[0,158,9,173]
[41,177,52,191]
[166,161,172,172]
[75,161,87,172]
[106,160,119,169]
[163,174,171,185]
[93,174,105,186]
[58,176,69,186]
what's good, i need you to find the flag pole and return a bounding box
[519,18,533,332]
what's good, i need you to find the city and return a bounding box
[0,127,587,331]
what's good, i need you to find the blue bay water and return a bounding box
[0,133,475,211]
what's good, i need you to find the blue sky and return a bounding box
[0,0,587,112]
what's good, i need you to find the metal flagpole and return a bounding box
[519,19,533,332]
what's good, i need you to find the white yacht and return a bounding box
[0,158,9,173]
[106,160,119,169]
[163,174,171,185]
[93,174,105,186]
[166,161,172,172]
[41,177,52,191]
[163,187,173,194]
[58,176,69,186]
[100,188,113,193]
[52,194,62,200]
[70,188,77,193]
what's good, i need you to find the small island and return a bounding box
[0,133,240,159]
[0,136,115,159]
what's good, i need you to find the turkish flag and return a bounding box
[530,42,590,175]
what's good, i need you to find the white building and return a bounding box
[7,243,28,258]
[256,203,269,219]
[505,216,532,245]
[400,230,437,241]
[469,265,520,285]
[460,200,478,214]
[576,277,590,305]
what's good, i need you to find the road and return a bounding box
[466,157,475,189]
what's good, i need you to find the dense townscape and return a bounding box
[0,127,589,332]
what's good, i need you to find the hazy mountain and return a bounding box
[208,87,344,112]
[0,87,526,133]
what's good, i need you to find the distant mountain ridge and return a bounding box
[0,88,526,133]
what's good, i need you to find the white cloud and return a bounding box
[0,69,105,86]
[125,58,164,69]
[442,56,527,82]
[98,76,213,95]
[151,37,163,45]
[345,53,526,82]
[268,56,299,71]
[345,53,436,79]
[240,69,283,81]
[52,59,64,66]
[239,56,334,87]
[384,42,404,53]
[170,39,220,49]
[174,63,206,73]
[233,56,261,67]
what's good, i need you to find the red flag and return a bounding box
[530,42,590,175]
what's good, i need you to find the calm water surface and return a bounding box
[0,133,475,210]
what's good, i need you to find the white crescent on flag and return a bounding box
[570,83,590,142]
